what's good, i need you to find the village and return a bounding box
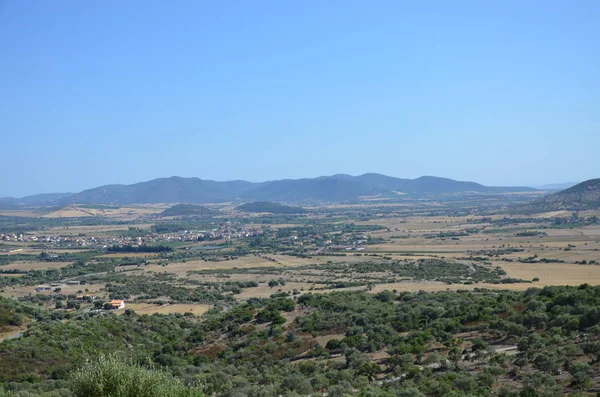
[0,224,268,251]
[0,225,371,253]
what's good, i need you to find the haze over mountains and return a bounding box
[534,182,579,190]
[0,174,540,206]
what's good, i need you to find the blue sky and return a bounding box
[1,1,598,197]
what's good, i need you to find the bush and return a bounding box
[69,355,204,397]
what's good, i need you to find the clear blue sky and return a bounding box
[1,1,598,197]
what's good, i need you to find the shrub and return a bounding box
[69,355,204,397]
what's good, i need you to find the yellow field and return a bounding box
[497,261,600,286]
[42,223,153,236]
[42,207,95,218]
[0,210,40,218]
[41,205,164,219]
[234,282,321,300]
[144,256,280,275]
[98,253,159,258]
[0,261,72,271]
[144,253,377,277]
[0,283,106,300]
[124,303,212,315]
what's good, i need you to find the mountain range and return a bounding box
[1,174,537,206]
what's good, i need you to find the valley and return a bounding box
[1,181,599,396]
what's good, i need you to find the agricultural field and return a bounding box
[0,198,599,396]
[0,261,73,271]
[123,303,212,315]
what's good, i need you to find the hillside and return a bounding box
[60,177,259,205]
[3,174,539,206]
[235,201,306,214]
[160,204,216,217]
[517,178,600,212]
[240,177,391,202]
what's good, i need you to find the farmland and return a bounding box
[123,303,212,315]
[0,197,599,396]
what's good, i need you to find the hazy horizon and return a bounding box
[2,1,598,196]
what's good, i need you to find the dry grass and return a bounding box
[0,261,72,271]
[144,256,284,276]
[42,207,95,218]
[144,254,378,278]
[123,303,211,315]
[42,223,153,237]
[497,261,600,286]
[98,253,160,258]
[235,282,319,300]
[0,283,106,300]
[0,210,40,218]
[42,205,164,220]
[0,326,26,342]
[365,281,542,293]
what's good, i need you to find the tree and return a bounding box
[448,346,462,369]
[326,339,342,351]
[471,338,488,351]
[8,312,23,326]
[484,365,505,385]
[375,290,396,302]
[568,362,591,388]
[67,300,81,310]
[534,351,558,373]
[358,362,380,381]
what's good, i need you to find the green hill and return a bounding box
[60,177,259,205]
[160,204,216,217]
[239,177,389,203]
[517,178,600,212]
[235,201,306,214]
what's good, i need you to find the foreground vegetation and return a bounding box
[1,284,599,396]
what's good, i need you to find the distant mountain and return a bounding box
[352,174,534,195]
[60,177,259,205]
[160,204,216,217]
[236,201,306,214]
[3,174,538,206]
[517,179,600,212]
[0,193,73,208]
[534,182,579,191]
[240,177,390,202]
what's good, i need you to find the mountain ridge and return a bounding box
[1,174,538,206]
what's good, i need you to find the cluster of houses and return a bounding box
[34,280,83,291]
[0,233,27,242]
[2,223,266,250]
[278,232,368,251]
